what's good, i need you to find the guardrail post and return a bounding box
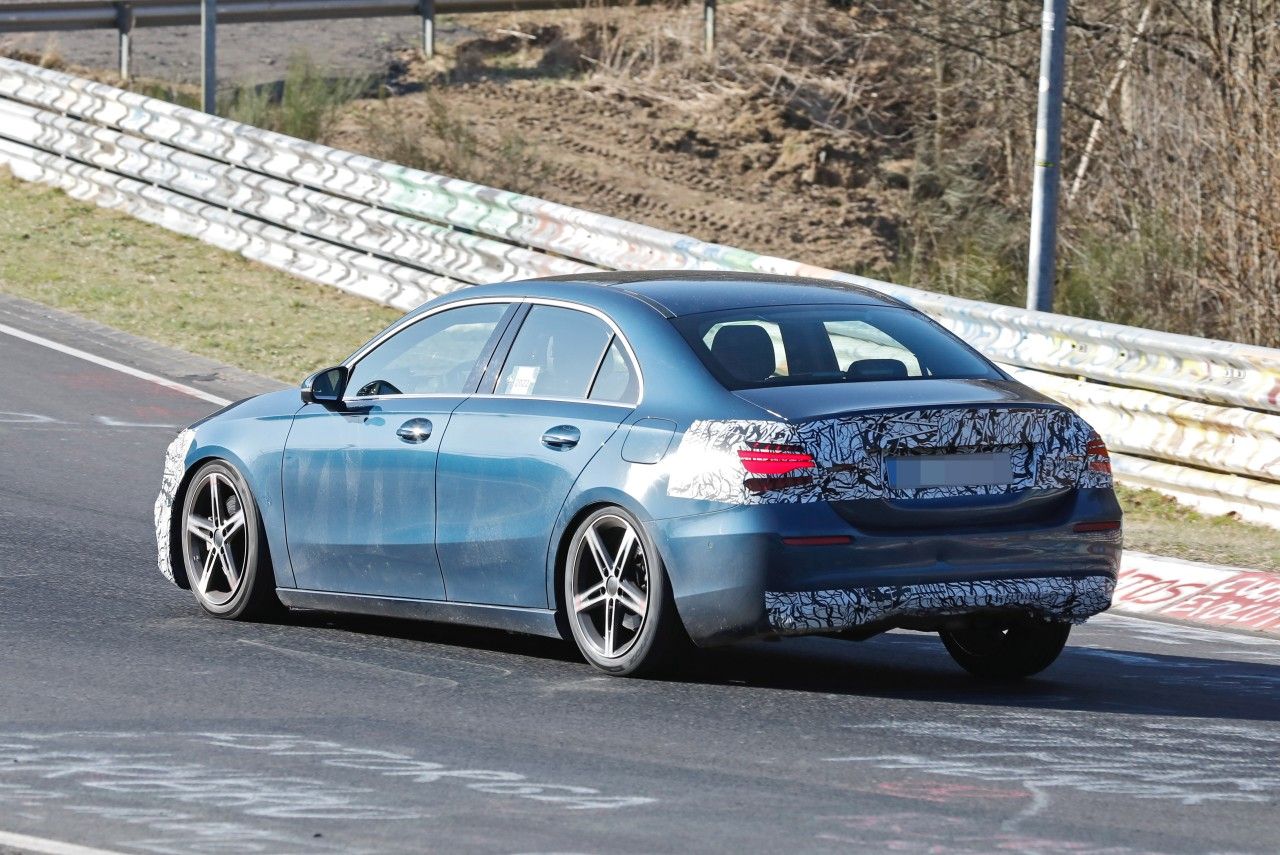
[114,3,134,81]
[703,0,716,56]
[420,0,436,59]
[201,0,217,113]
[1026,0,1067,312]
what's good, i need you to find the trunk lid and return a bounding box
[731,378,1059,421]
[754,380,1097,530]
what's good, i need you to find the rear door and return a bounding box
[434,302,641,607]
[282,301,514,598]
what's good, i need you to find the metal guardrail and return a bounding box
[1,57,1278,526]
[0,0,634,30]
[0,0,704,108]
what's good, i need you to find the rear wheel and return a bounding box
[564,507,687,676]
[939,620,1071,679]
[179,460,280,620]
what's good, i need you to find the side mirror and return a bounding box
[301,365,349,406]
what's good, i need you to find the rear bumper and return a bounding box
[765,574,1114,636]
[654,489,1121,646]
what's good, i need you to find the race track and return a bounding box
[2,299,1278,855]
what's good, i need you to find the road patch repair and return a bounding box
[1113,552,1280,635]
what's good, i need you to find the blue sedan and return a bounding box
[155,272,1122,678]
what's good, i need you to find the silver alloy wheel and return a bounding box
[183,471,249,607]
[570,514,650,659]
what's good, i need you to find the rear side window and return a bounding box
[496,305,616,400]
[673,305,1002,390]
[589,338,639,404]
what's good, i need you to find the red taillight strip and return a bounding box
[1073,520,1121,533]
[737,442,815,476]
[1085,433,1112,475]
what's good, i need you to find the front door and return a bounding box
[435,303,641,607]
[281,301,513,598]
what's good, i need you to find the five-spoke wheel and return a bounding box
[179,460,279,619]
[564,507,686,675]
[184,470,248,606]
[571,513,650,659]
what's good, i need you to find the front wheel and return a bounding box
[179,460,281,620]
[563,507,688,676]
[939,620,1071,680]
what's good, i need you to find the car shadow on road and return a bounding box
[275,608,1280,723]
[681,631,1280,723]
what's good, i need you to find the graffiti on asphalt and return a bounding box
[825,712,1280,805]
[0,731,655,855]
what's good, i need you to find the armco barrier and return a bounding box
[1,57,1278,526]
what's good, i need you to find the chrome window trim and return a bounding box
[342,296,644,408]
[334,392,636,410]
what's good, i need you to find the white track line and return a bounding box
[0,322,231,406]
[0,830,127,855]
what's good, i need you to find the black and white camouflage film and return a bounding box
[765,575,1116,634]
[667,406,1112,504]
[153,428,195,583]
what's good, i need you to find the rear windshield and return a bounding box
[672,304,1004,390]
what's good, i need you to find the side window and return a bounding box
[347,303,508,398]
[589,338,639,404]
[496,305,612,399]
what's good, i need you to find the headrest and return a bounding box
[711,325,776,384]
[847,358,908,380]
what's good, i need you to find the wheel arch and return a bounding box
[548,490,687,639]
[169,450,275,589]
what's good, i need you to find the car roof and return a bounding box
[525,270,908,317]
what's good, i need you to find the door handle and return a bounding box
[541,425,580,450]
[396,418,433,444]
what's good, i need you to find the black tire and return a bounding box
[939,620,1071,680]
[179,460,281,621]
[562,506,689,676]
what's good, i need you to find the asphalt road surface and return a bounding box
[2,297,1279,855]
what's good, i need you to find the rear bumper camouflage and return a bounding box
[764,574,1115,635]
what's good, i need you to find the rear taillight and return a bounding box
[737,442,815,476]
[1085,433,1112,475]
[739,441,816,495]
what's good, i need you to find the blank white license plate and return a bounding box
[887,451,1014,489]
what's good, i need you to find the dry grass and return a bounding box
[1117,486,1280,571]
[348,92,548,195]
[0,170,398,382]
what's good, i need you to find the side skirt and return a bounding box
[276,589,565,640]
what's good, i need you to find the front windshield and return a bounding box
[672,304,1004,390]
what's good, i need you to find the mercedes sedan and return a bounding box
[155,272,1122,677]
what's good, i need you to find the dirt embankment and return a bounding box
[325,2,911,274]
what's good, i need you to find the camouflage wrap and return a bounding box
[153,428,195,584]
[667,406,1111,504]
[766,575,1116,634]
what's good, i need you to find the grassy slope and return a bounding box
[2,170,1278,571]
[0,171,398,382]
